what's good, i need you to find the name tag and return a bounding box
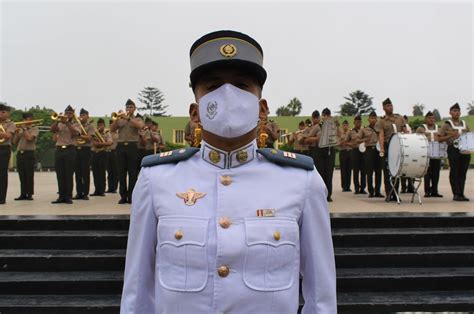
[256,209,276,217]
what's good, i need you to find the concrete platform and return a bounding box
[0,170,472,215]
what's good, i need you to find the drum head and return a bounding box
[388,133,401,177]
[359,142,366,153]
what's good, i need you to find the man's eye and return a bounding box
[236,82,249,89]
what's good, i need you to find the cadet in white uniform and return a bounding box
[121,30,337,314]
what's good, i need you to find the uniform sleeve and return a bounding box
[6,122,16,133]
[374,120,383,133]
[438,123,448,136]
[121,167,158,314]
[299,169,337,313]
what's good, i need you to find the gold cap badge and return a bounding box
[236,150,248,163]
[220,44,237,58]
[209,150,221,164]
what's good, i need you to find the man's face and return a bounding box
[193,68,262,102]
[298,124,305,130]
[450,108,460,119]
[342,123,349,131]
[312,116,320,125]
[65,111,74,119]
[80,113,89,122]
[368,116,377,125]
[126,105,135,114]
[151,124,158,131]
[97,123,104,131]
[354,120,362,128]
[425,115,435,125]
[383,104,393,115]
[0,110,9,121]
[146,121,152,128]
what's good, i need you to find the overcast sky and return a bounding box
[1,1,473,117]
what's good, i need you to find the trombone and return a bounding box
[73,113,88,145]
[15,119,44,129]
[51,112,67,121]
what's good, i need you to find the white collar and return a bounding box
[201,140,257,169]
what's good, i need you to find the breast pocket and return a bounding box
[243,217,299,291]
[157,216,209,292]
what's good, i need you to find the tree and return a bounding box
[412,103,425,116]
[286,98,302,116]
[339,90,375,116]
[432,109,441,122]
[467,102,474,115]
[275,98,302,116]
[275,105,291,116]
[137,87,168,116]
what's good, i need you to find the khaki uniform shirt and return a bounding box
[345,128,361,149]
[0,120,16,146]
[304,124,321,148]
[416,124,439,142]
[117,116,142,142]
[339,129,352,151]
[109,131,119,150]
[185,121,198,145]
[77,123,95,147]
[292,129,308,151]
[55,121,80,147]
[265,121,280,145]
[375,114,405,143]
[91,131,112,152]
[144,130,160,151]
[138,128,150,149]
[358,126,378,147]
[16,126,39,151]
[439,120,470,146]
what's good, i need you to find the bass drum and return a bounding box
[388,133,429,178]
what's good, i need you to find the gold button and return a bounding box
[209,150,221,164]
[236,150,248,163]
[175,230,183,240]
[219,217,231,229]
[220,175,232,186]
[273,231,281,241]
[218,265,230,278]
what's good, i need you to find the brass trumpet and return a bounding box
[111,110,130,121]
[51,112,67,121]
[193,123,202,147]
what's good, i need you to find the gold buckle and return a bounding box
[123,142,129,146]
[61,145,67,149]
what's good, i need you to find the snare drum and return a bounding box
[388,133,429,178]
[457,132,474,154]
[428,141,448,159]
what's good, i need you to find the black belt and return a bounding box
[18,150,34,154]
[77,146,91,150]
[118,142,137,146]
[56,145,75,149]
[0,145,11,150]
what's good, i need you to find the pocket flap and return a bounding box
[158,216,209,247]
[244,217,298,247]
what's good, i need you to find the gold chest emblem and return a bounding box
[236,150,248,163]
[209,150,221,164]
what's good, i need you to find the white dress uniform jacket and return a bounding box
[121,140,337,314]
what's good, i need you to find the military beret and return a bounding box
[189,30,267,88]
[65,105,74,112]
[298,121,305,126]
[342,120,349,124]
[354,115,362,121]
[369,111,377,117]
[322,108,331,115]
[151,121,158,126]
[145,117,152,123]
[22,112,33,119]
[425,111,434,117]
[80,108,88,115]
[125,99,136,107]
[0,104,10,112]
[97,118,105,124]
[305,119,312,125]
[383,98,392,106]
[403,115,408,120]
[312,110,320,118]
[450,103,460,110]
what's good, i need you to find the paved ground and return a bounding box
[0,170,472,215]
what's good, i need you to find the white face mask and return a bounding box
[198,83,259,138]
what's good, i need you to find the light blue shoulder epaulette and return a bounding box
[141,147,200,167]
[257,148,314,171]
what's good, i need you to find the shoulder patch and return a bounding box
[257,148,314,171]
[141,147,200,167]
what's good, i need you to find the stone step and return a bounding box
[335,246,474,268]
[0,215,130,231]
[0,250,125,272]
[331,212,474,229]
[0,295,120,314]
[333,227,474,247]
[0,230,128,249]
[336,267,474,292]
[335,290,474,312]
[0,271,123,295]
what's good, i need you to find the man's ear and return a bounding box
[189,103,200,123]
[259,99,268,119]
